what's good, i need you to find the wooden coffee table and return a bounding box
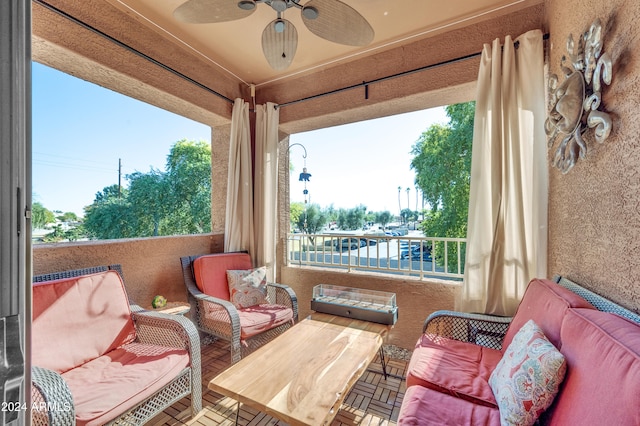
[208,313,390,426]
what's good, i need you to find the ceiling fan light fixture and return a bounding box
[262,18,298,70]
[270,0,288,13]
[301,6,318,20]
[274,19,286,33]
[237,0,256,11]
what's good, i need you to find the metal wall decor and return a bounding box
[545,18,613,174]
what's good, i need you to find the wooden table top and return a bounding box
[208,313,390,426]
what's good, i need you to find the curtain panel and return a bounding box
[254,103,280,281]
[224,98,255,254]
[459,29,548,316]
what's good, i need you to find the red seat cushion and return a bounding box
[204,303,294,340]
[545,308,640,425]
[62,342,190,426]
[502,279,594,351]
[192,253,253,300]
[32,271,137,373]
[406,333,502,407]
[398,383,500,425]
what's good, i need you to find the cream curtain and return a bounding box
[224,98,255,254]
[254,103,280,281]
[459,29,548,316]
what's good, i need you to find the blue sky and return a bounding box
[32,63,211,216]
[289,107,448,214]
[33,62,449,216]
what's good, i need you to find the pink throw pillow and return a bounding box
[489,320,566,426]
[226,267,268,309]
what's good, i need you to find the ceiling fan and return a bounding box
[173,0,374,70]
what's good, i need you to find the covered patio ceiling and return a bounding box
[32,0,545,133]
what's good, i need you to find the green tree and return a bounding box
[56,212,79,222]
[127,169,169,236]
[290,202,305,230]
[375,211,392,229]
[83,190,136,240]
[337,205,367,230]
[296,204,329,246]
[400,208,418,225]
[32,202,56,229]
[411,102,474,239]
[83,139,211,240]
[165,139,212,234]
[411,102,474,272]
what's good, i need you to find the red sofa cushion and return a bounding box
[62,342,190,426]
[545,308,640,425]
[32,271,137,373]
[193,252,253,300]
[398,383,500,425]
[406,333,502,407]
[502,279,594,351]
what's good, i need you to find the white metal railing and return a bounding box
[286,233,466,280]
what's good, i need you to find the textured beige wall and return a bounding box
[546,0,640,314]
[33,233,224,308]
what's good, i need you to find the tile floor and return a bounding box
[148,339,409,426]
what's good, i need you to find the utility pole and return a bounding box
[118,158,122,199]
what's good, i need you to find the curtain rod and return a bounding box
[33,0,235,105]
[276,32,550,109]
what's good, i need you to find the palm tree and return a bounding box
[406,187,410,224]
[397,186,402,220]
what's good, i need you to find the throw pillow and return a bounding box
[489,319,566,426]
[226,267,268,309]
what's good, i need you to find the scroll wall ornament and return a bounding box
[545,18,613,174]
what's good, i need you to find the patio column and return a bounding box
[276,133,291,280]
[211,123,231,233]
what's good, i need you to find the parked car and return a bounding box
[337,238,360,250]
[359,238,378,247]
[400,245,432,261]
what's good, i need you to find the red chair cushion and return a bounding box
[32,271,137,373]
[193,252,252,300]
[406,333,502,407]
[502,278,594,351]
[204,303,294,340]
[238,304,294,340]
[62,342,189,426]
[398,383,500,425]
[545,308,640,425]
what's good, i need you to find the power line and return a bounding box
[32,159,116,174]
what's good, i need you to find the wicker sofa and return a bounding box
[31,265,202,426]
[398,276,640,425]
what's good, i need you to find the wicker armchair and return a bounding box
[31,265,202,426]
[181,253,298,363]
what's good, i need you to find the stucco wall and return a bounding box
[280,266,459,350]
[33,233,223,308]
[546,0,640,314]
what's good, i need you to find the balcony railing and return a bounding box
[286,233,466,280]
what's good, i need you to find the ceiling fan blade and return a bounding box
[173,0,254,24]
[262,19,298,70]
[301,0,374,46]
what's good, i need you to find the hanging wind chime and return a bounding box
[289,143,311,228]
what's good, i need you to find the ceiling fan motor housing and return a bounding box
[270,0,288,12]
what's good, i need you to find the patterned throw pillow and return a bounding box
[226,267,268,309]
[489,320,566,426]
